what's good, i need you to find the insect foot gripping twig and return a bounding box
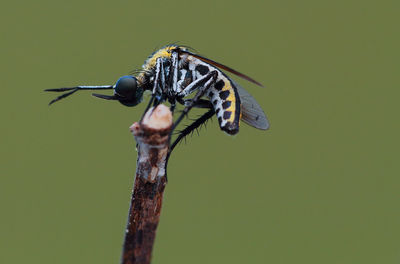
[122,104,172,264]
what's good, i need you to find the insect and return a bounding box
[46,45,269,154]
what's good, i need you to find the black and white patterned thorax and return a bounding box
[137,47,243,134]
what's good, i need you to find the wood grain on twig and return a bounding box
[121,105,172,264]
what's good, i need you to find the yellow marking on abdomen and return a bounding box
[220,78,237,123]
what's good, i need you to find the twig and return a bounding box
[121,105,172,264]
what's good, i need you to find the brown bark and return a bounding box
[121,105,172,264]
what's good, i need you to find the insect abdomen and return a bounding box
[207,76,241,135]
[185,56,242,134]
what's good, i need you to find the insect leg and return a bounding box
[140,58,163,121]
[176,72,215,98]
[173,70,218,130]
[165,108,214,170]
[170,101,176,113]
[166,51,180,115]
[166,71,217,176]
[152,58,164,106]
[170,101,213,151]
[182,99,212,109]
[168,51,179,95]
[160,59,167,95]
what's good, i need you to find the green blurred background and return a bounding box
[1,0,399,263]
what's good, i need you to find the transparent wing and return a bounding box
[232,80,270,130]
[179,50,264,87]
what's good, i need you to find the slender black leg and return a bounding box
[140,95,155,122]
[164,71,217,179]
[170,101,176,113]
[165,108,215,177]
[182,99,212,109]
[170,108,214,153]
[169,99,212,154]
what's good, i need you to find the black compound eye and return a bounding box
[114,76,143,107]
[115,76,137,99]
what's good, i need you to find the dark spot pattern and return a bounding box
[222,101,231,109]
[216,108,221,114]
[213,99,218,105]
[214,80,225,91]
[219,90,230,100]
[218,117,222,124]
[195,65,210,75]
[223,111,232,120]
[208,91,214,98]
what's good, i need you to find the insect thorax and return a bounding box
[138,46,241,134]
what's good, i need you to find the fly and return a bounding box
[45,45,269,155]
